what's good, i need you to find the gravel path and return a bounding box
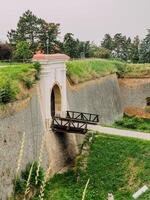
[88,125,150,141]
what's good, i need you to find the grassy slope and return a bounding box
[45,134,150,200]
[66,59,150,84]
[0,63,36,102]
[66,59,122,84]
[125,63,150,78]
[0,63,35,79]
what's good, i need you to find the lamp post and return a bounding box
[46,38,49,54]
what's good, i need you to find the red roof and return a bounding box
[33,53,70,60]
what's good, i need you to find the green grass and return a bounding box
[44,133,150,200]
[113,115,150,133]
[0,63,38,104]
[0,63,35,79]
[66,59,124,84]
[125,63,150,78]
[66,59,150,84]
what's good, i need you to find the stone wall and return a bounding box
[3,74,148,199]
[0,92,80,200]
[0,95,47,200]
[67,74,123,124]
[119,78,150,109]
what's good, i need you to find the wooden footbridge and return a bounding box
[51,111,99,134]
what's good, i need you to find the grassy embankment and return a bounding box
[66,59,150,84]
[113,115,150,133]
[0,62,40,105]
[44,133,150,200]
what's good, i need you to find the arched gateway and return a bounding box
[51,84,61,117]
[33,53,69,127]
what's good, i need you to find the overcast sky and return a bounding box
[0,0,150,43]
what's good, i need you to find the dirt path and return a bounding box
[88,125,150,141]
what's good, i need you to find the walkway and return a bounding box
[88,125,150,141]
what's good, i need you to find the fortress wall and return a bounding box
[119,78,150,109]
[0,74,123,199]
[0,92,80,200]
[0,95,48,200]
[67,74,123,124]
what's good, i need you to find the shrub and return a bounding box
[13,41,33,62]
[0,79,19,104]
[14,176,26,195]
[21,162,44,187]
[13,162,45,199]
[33,62,41,80]
[22,78,34,89]
[33,62,41,73]
[0,42,12,60]
[114,115,150,132]
[115,63,127,77]
[94,47,111,59]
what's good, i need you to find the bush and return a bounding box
[33,62,41,73]
[22,78,34,89]
[0,79,19,104]
[114,115,150,132]
[0,42,12,60]
[33,62,41,80]
[14,176,26,195]
[13,162,45,199]
[13,41,33,62]
[21,162,44,187]
[94,47,111,59]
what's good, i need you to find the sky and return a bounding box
[0,0,150,44]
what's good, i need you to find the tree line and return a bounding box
[0,10,150,63]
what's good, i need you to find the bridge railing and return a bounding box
[51,117,88,134]
[66,110,99,124]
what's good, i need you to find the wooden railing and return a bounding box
[66,111,99,124]
[51,117,88,134]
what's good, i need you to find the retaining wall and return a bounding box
[0,92,80,200]
[67,74,123,124]
[119,78,150,109]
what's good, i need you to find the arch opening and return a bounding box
[51,84,61,118]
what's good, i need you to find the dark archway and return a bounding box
[51,84,61,117]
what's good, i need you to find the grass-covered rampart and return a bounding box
[66,59,150,84]
[0,62,40,104]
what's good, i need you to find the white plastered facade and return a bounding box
[33,55,69,127]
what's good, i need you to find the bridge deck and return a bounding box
[51,111,99,134]
[51,117,88,134]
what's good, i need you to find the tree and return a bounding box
[112,33,131,61]
[130,36,140,63]
[38,20,60,53]
[89,43,99,57]
[63,33,79,58]
[13,41,33,61]
[8,10,60,53]
[0,42,12,60]
[63,33,90,58]
[101,34,113,51]
[94,47,111,59]
[77,40,90,58]
[139,30,150,63]
[8,10,39,50]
